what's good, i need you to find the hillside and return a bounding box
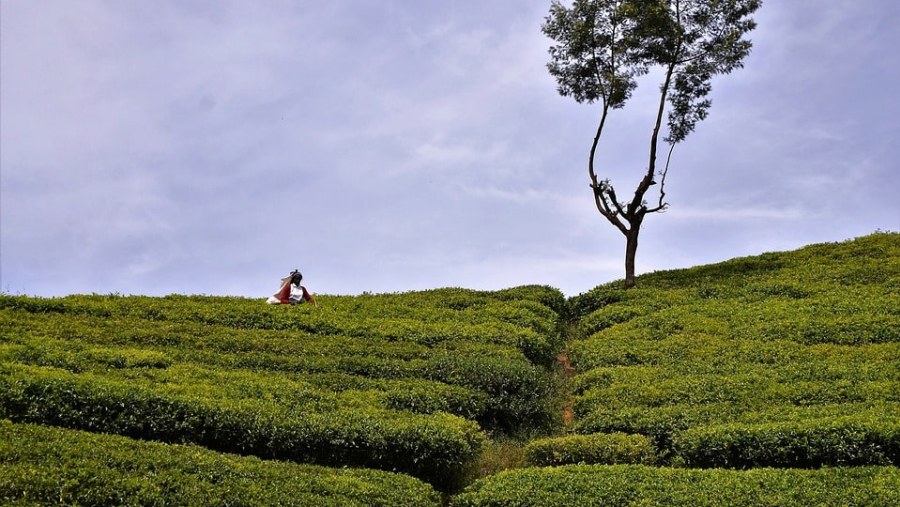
[459,232,900,505]
[1,233,899,505]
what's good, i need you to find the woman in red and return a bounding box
[267,270,316,305]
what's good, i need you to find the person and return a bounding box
[266,270,316,306]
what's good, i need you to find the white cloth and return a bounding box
[288,283,306,304]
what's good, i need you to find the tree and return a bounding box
[542,0,761,289]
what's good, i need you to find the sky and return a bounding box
[2,0,898,298]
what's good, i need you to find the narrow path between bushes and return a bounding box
[557,350,576,428]
[556,321,579,429]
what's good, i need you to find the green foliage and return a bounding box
[0,362,484,487]
[524,432,657,466]
[575,400,900,466]
[569,233,900,466]
[0,287,564,365]
[0,285,565,490]
[674,416,900,468]
[462,438,529,486]
[423,351,559,432]
[452,465,900,506]
[577,304,642,336]
[0,420,441,506]
[491,285,569,320]
[0,285,563,436]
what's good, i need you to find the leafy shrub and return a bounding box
[567,233,900,468]
[577,305,642,337]
[0,365,485,487]
[567,285,625,319]
[1,285,564,365]
[452,464,900,506]
[749,282,811,299]
[0,286,563,434]
[492,285,568,319]
[382,382,490,419]
[524,432,657,466]
[0,420,441,506]
[673,416,900,468]
[423,352,558,433]
[575,401,900,463]
[0,325,557,434]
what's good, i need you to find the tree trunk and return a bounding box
[624,227,640,290]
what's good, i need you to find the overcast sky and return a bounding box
[2,0,898,298]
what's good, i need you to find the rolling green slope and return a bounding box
[0,286,565,495]
[456,232,900,505]
[566,232,900,467]
[2,234,899,504]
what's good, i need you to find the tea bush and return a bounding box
[0,286,565,364]
[0,420,441,506]
[673,416,900,468]
[0,285,563,434]
[453,464,900,506]
[566,233,900,466]
[0,285,567,490]
[0,363,485,486]
[524,432,657,466]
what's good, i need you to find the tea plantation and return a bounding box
[2,233,899,505]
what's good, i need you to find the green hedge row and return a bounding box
[570,234,899,345]
[0,420,441,506]
[577,405,900,469]
[618,233,899,292]
[0,365,484,487]
[452,464,900,506]
[565,234,900,470]
[524,432,657,466]
[574,402,900,451]
[0,307,435,360]
[673,416,900,468]
[0,307,543,370]
[0,285,565,364]
[570,335,899,375]
[489,285,569,318]
[0,337,492,420]
[575,371,898,413]
[0,284,569,492]
[0,287,563,325]
[574,294,900,348]
[0,328,558,433]
[2,298,556,365]
[1,298,561,431]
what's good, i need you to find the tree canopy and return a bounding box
[542,0,762,288]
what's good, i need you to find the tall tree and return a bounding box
[542,0,761,288]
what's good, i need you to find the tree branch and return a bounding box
[645,142,674,213]
[588,105,609,190]
[629,59,676,215]
[592,183,629,235]
[606,185,627,218]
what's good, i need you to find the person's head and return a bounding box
[290,270,303,285]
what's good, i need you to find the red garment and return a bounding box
[275,282,291,304]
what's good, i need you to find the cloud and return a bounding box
[2,0,897,298]
[666,206,810,222]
